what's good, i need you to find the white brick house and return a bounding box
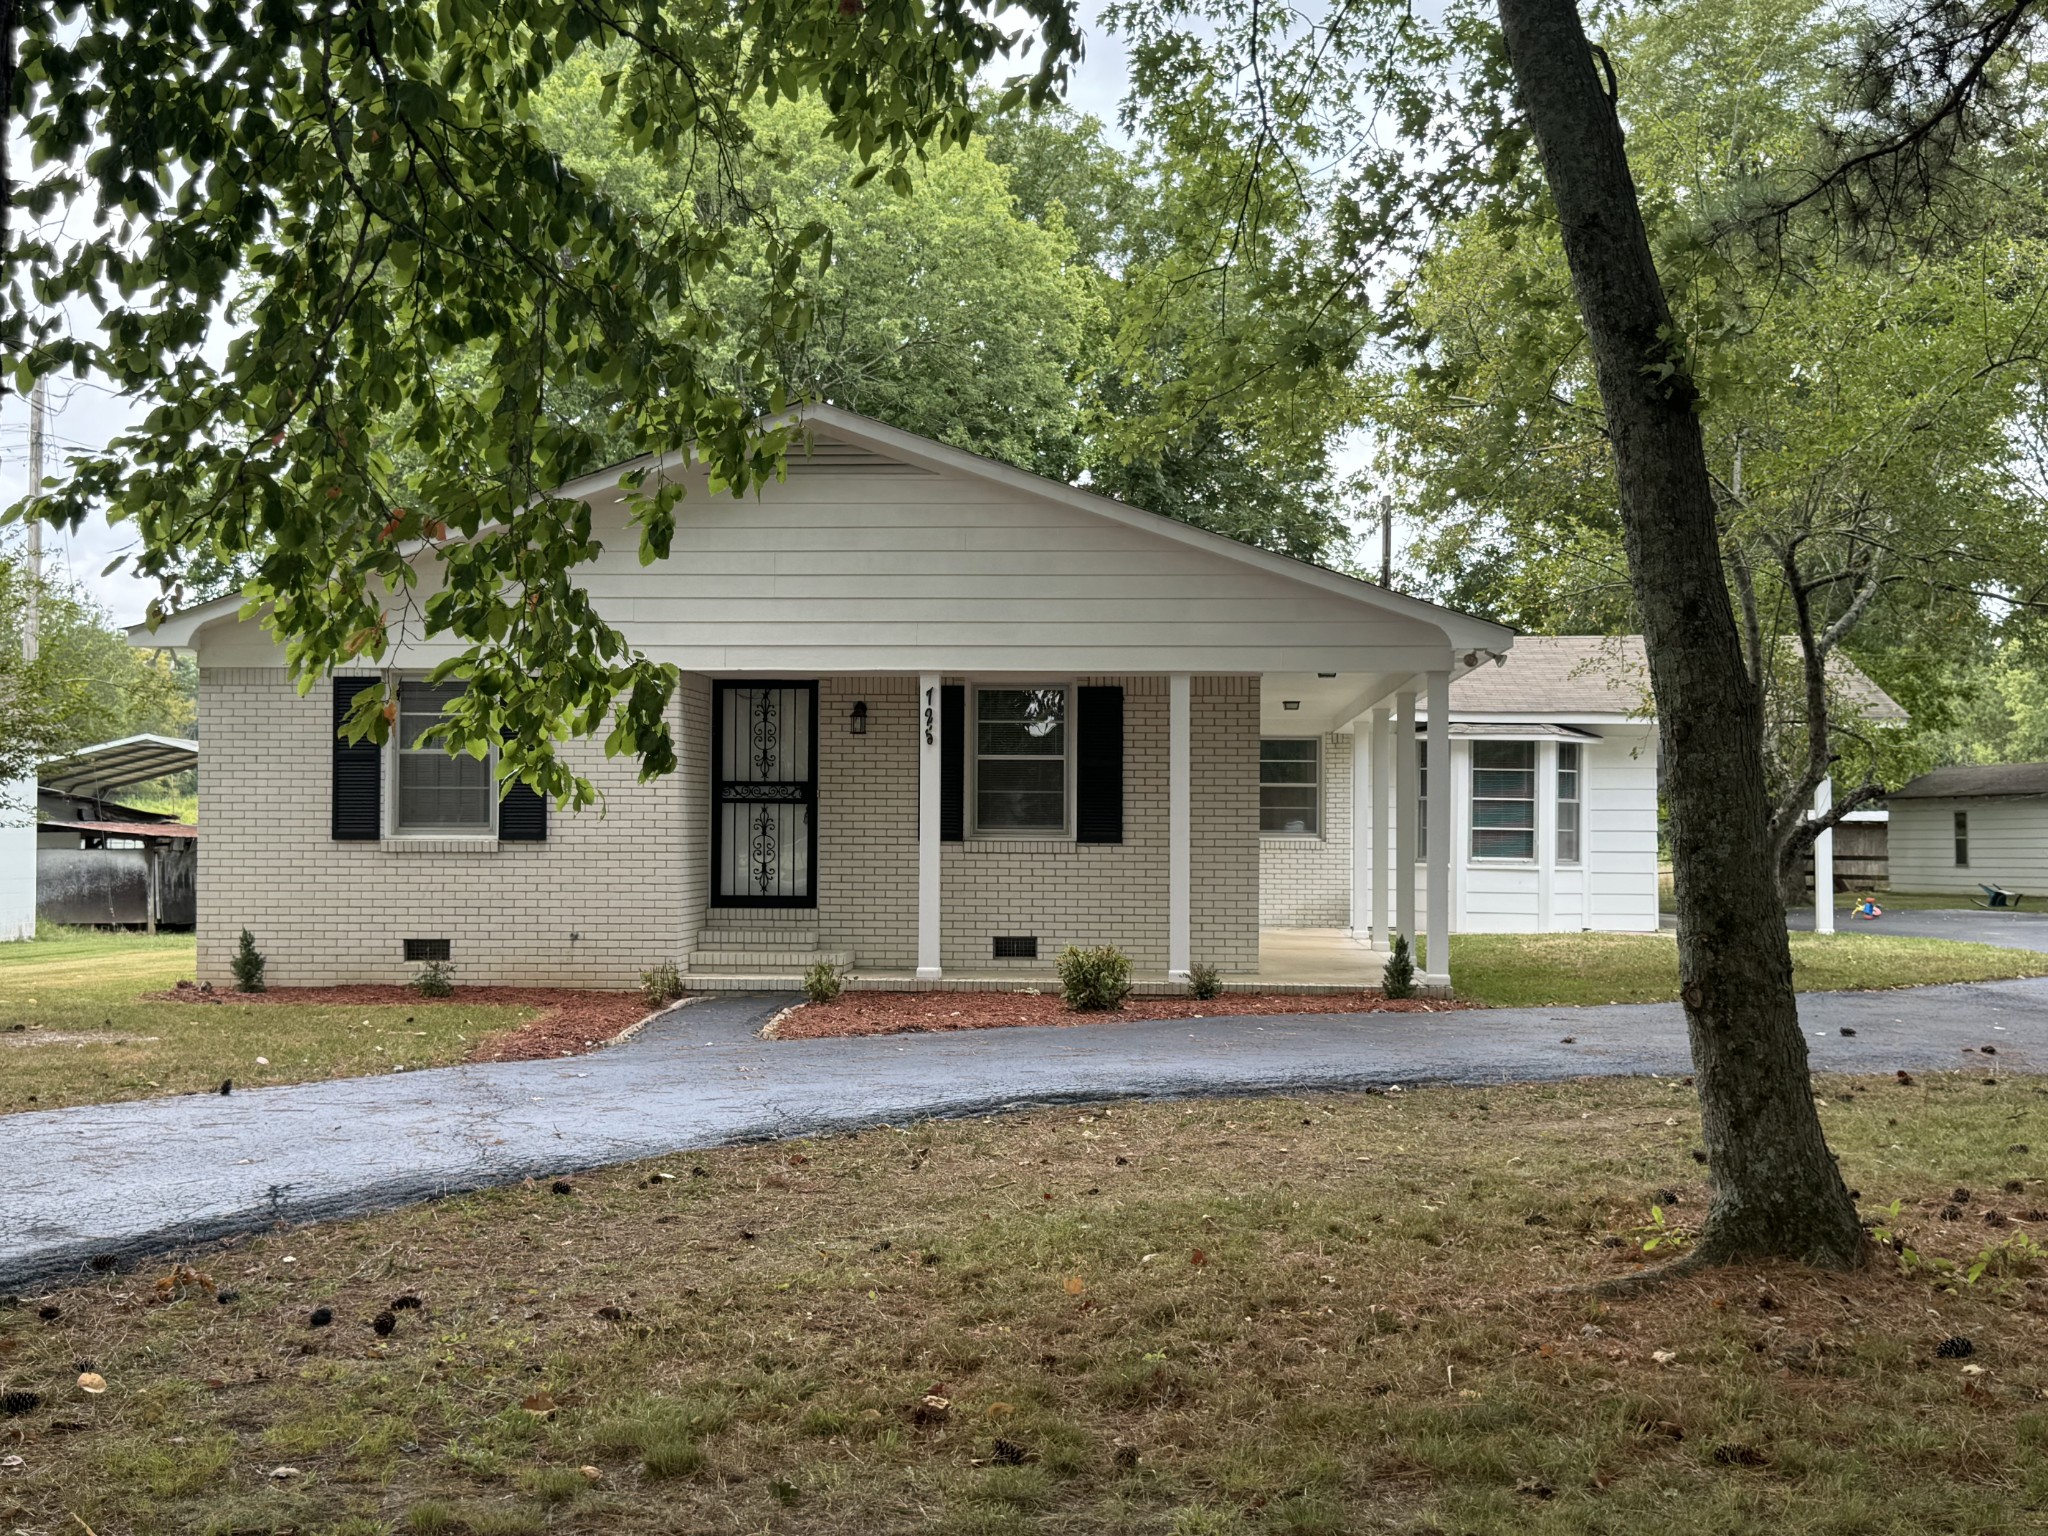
[137,407,1515,990]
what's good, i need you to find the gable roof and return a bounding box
[132,405,1514,661]
[1452,636,1649,716]
[1889,762,2048,800]
[1449,634,1907,723]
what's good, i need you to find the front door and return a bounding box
[712,681,818,906]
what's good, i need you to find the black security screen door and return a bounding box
[712,682,818,906]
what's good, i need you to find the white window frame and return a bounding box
[385,674,499,840]
[1556,742,1582,865]
[1258,736,1322,838]
[969,681,1074,840]
[1470,738,1538,863]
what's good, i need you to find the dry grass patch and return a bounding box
[3,1074,2047,1534]
[0,932,534,1113]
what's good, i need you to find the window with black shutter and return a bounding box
[940,683,965,842]
[1075,685,1124,844]
[332,676,383,840]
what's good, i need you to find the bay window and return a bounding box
[1556,743,1582,863]
[1471,740,1536,859]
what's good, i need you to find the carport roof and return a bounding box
[39,735,199,796]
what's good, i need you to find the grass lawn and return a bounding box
[1444,930,2048,1009]
[0,931,536,1114]
[6,1075,2045,1535]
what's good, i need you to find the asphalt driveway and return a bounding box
[1785,905,2048,951]
[5,978,2044,1293]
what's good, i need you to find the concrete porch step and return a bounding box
[696,926,819,948]
[690,947,851,970]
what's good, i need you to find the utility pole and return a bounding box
[22,377,44,663]
[1380,498,1394,590]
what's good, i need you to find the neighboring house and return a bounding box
[133,407,1513,991]
[1886,763,2048,896]
[1256,634,1906,934]
[1260,635,1662,935]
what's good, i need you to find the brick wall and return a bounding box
[196,668,697,989]
[198,667,1261,984]
[1259,731,1353,927]
[816,675,919,966]
[1192,676,1262,971]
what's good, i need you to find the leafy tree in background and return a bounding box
[534,71,1096,477]
[5,0,1080,805]
[1373,0,2048,879]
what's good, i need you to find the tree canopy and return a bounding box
[5,0,1078,803]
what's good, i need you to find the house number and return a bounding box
[924,687,935,746]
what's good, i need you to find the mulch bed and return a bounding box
[769,988,1473,1040]
[150,980,658,1062]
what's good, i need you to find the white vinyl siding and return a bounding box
[1890,798,2048,894]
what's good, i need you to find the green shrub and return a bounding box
[413,959,455,999]
[641,959,684,1007]
[1381,934,1416,999]
[1058,945,1132,1011]
[1186,961,1223,1001]
[230,929,266,993]
[803,962,844,1004]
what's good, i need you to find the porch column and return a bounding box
[1168,672,1192,980]
[1348,728,1368,935]
[1370,707,1392,948]
[1813,776,1835,934]
[1394,689,1417,944]
[1424,669,1452,986]
[917,673,943,979]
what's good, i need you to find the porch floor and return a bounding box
[678,927,1395,995]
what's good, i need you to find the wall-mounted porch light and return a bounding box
[849,700,868,735]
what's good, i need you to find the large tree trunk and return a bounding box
[1495,0,1864,1267]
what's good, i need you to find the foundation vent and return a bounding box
[992,935,1039,960]
[404,938,452,962]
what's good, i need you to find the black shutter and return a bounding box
[1075,685,1124,844]
[499,783,547,841]
[940,684,965,842]
[332,676,382,841]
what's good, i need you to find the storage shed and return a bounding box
[1886,763,2048,898]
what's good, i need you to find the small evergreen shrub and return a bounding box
[230,929,266,993]
[1187,961,1224,1001]
[1381,934,1416,999]
[641,960,684,1007]
[412,959,455,998]
[1058,945,1132,1012]
[803,962,844,1004]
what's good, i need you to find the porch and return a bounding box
[675,925,1395,995]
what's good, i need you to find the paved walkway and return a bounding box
[6,981,2045,1291]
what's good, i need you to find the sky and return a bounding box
[0,4,1260,629]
